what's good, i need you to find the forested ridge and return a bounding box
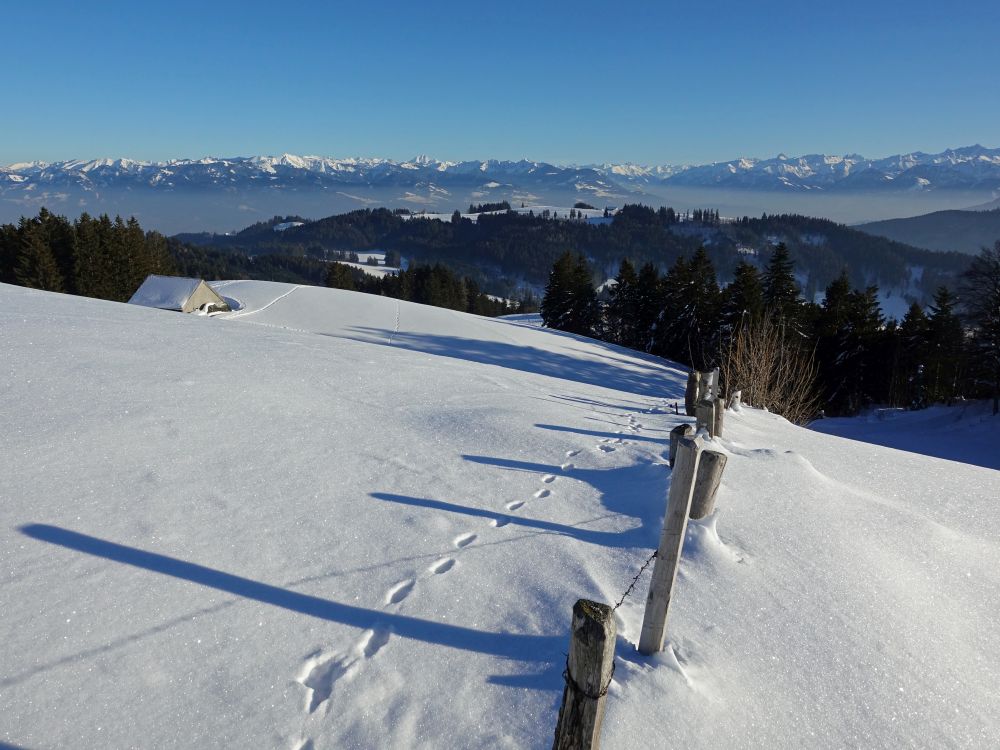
[178,205,971,302]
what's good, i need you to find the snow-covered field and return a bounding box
[811,401,1000,471]
[2,281,998,749]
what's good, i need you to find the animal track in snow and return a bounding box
[560,462,575,471]
[298,651,359,714]
[454,533,477,548]
[429,558,456,574]
[533,488,551,499]
[566,449,580,457]
[599,444,616,453]
[506,500,525,511]
[296,629,392,716]
[361,628,391,659]
[490,517,510,528]
[541,474,556,484]
[385,579,415,605]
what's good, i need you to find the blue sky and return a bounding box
[2,0,997,165]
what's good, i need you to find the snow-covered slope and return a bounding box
[2,281,998,749]
[810,402,1000,471]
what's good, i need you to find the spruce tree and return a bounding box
[925,286,964,404]
[540,252,597,336]
[720,260,764,336]
[326,262,356,290]
[960,242,1000,413]
[15,223,65,292]
[898,302,930,407]
[0,222,20,285]
[605,258,639,346]
[763,242,802,327]
[634,262,662,352]
[652,255,692,361]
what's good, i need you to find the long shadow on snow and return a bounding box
[534,423,670,444]
[18,524,561,665]
[345,327,680,398]
[465,454,666,548]
[374,453,668,551]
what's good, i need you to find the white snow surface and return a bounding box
[811,401,1000,471]
[2,280,999,749]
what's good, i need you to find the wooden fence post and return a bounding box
[684,371,699,416]
[553,599,617,750]
[668,423,694,467]
[689,449,727,519]
[712,399,725,439]
[727,390,742,410]
[695,398,716,436]
[639,436,701,655]
[696,370,713,403]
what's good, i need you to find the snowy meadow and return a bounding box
[2,281,998,749]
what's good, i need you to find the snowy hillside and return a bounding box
[2,281,998,749]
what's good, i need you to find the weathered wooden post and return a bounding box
[668,423,694,467]
[712,398,725,439]
[695,398,716,437]
[689,449,727,519]
[696,370,714,403]
[684,371,700,416]
[727,390,742,410]
[639,436,702,655]
[553,599,617,750]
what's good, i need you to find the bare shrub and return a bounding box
[719,313,820,425]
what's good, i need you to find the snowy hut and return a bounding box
[128,275,231,314]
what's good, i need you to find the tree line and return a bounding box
[1,208,538,319]
[1,208,174,301]
[325,261,536,317]
[541,242,1000,419]
[1,208,337,300]
[186,206,969,306]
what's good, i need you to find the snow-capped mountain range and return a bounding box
[4,145,1000,194]
[2,146,998,232]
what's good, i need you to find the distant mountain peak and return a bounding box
[3,145,999,232]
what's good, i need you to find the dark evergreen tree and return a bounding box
[15,222,64,292]
[540,252,598,336]
[720,261,764,336]
[839,285,885,413]
[326,262,357,290]
[960,242,1000,413]
[634,262,663,353]
[0,222,17,285]
[763,242,802,327]
[650,248,719,368]
[651,255,692,361]
[605,258,639,347]
[925,286,964,404]
[814,272,856,414]
[897,302,930,408]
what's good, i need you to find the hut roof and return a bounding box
[128,275,226,312]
